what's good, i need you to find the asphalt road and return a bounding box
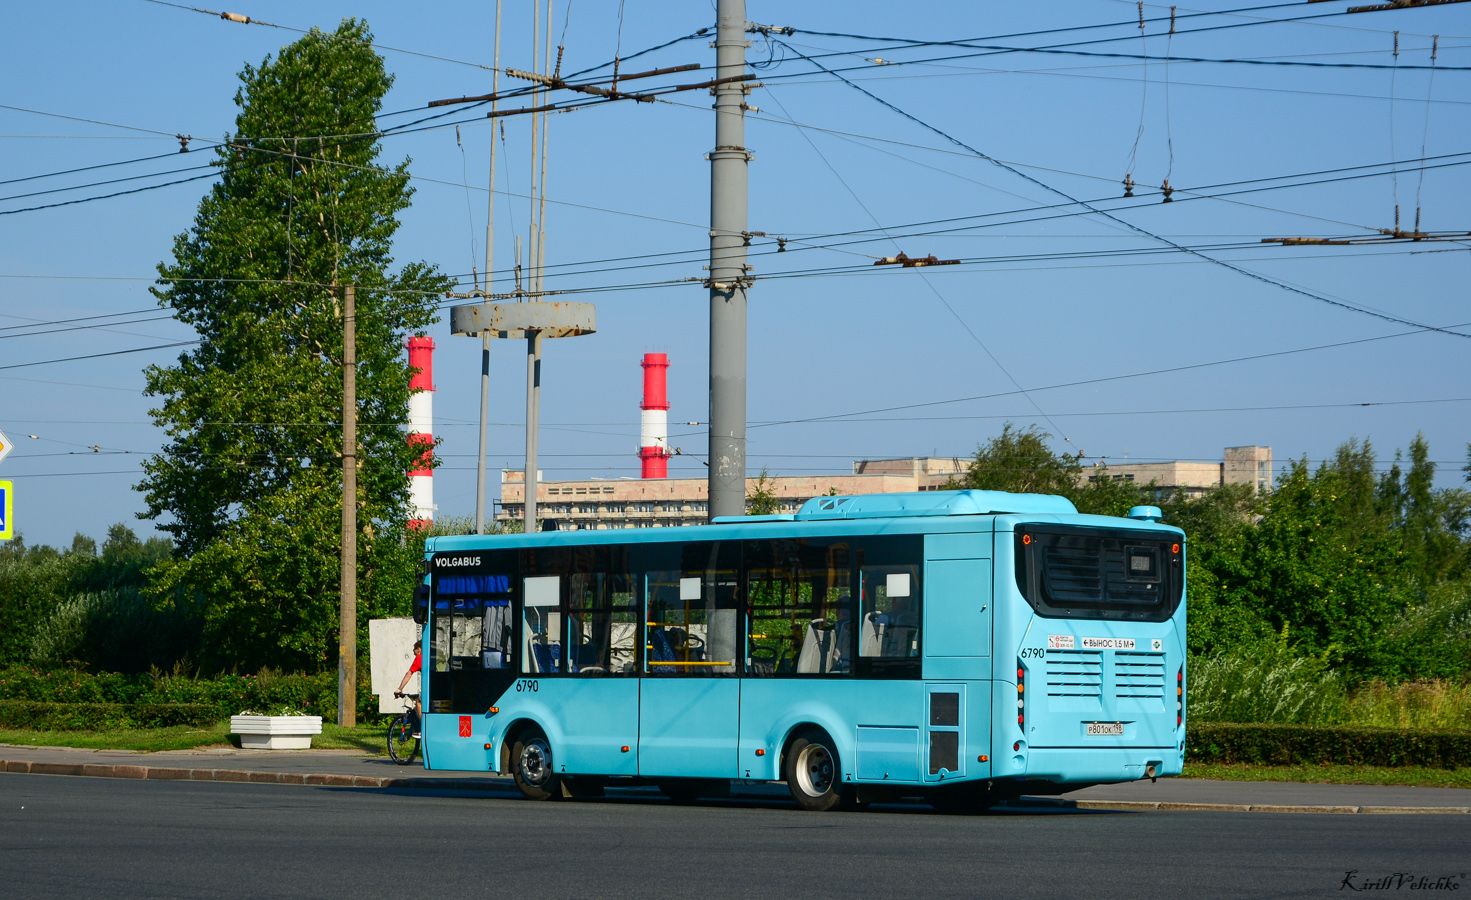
[2,773,1467,900]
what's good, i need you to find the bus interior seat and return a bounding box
[570,641,601,673]
[749,646,777,675]
[860,613,884,657]
[648,629,677,672]
[796,619,839,674]
[883,625,918,658]
[531,642,562,673]
[832,619,853,672]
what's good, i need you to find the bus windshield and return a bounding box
[1013,524,1182,622]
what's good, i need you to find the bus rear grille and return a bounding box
[1040,547,1103,602]
[1114,651,1166,699]
[1045,649,1103,698]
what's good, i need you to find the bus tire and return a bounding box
[784,730,846,812]
[511,726,562,801]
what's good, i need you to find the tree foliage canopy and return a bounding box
[953,424,1471,680]
[138,20,449,672]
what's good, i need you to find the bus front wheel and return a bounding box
[784,730,848,812]
[511,726,562,801]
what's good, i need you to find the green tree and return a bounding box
[949,423,1155,515]
[747,468,781,515]
[1223,448,1412,676]
[138,20,449,673]
[1379,433,1470,586]
[1072,464,1153,517]
[0,537,90,667]
[950,423,1084,497]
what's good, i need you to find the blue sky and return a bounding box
[2,0,1469,547]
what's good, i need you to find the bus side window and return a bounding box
[746,538,854,677]
[859,565,922,659]
[523,576,562,674]
[643,542,739,677]
[432,602,452,673]
[567,558,637,676]
[429,568,516,713]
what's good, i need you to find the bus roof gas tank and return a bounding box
[1128,505,1164,522]
[793,489,1076,521]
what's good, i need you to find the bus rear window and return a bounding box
[1014,525,1182,622]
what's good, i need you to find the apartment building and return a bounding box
[496,447,1272,530]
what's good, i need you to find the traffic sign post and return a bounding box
[0,427,11,540]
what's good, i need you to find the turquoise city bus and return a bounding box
[411,489,1187,811]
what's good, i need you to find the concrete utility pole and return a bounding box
[338,284,357,728]
[525,329,542,530]
[708,0,750,521]
[475,0,504,535]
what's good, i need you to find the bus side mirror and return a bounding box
[412,582,429,625]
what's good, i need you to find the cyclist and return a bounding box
[393,647,423,738]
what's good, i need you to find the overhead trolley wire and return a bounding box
[773,38,1471,339]
[719,319,1471,432]
[778,3,1469,74]
[0,341,199,372]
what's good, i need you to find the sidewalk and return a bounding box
[2,743,1468,813]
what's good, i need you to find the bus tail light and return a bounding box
[1016,661,1025,729]
[1176,665,1184,729]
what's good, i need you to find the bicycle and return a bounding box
[388,692,420,765]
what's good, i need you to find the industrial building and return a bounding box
[490,352,1272,530]
[1082,445,1273,499]
[496,447,1273,531]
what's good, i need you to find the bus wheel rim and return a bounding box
[520,739,552,786]
[797,744,833,796]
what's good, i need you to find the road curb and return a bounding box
[1012,796,1469,815]
[4,759,1469,813]
[0,757,501,793]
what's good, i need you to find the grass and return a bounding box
[0,720,391,755]
[1183,762,1471,789]
[1343,680,1471,731]
[1187,638,1471,731]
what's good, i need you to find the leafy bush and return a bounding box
[1384,581,1471,680]
[1186,722,1471,767]
[1188,637,1346,725]
[0,666,361,719]
[0,700,217,731]
[0,540,87,667]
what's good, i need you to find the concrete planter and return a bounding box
[229,715,323,750]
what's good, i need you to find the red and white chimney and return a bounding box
[638,352,671,479]
[406,336,436,529]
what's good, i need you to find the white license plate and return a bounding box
[1086,722,1124,736]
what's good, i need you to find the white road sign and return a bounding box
[0,428,12,467]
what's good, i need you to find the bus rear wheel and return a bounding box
[784,730,848,812]
[511,726,562,801]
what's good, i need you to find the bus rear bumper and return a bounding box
[1008,746,1184,785]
